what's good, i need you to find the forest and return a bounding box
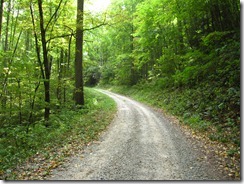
[0,0,240,180]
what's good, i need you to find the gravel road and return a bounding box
[48,89,224,180]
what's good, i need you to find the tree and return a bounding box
[37,0,51,122]
[74,0,84,106]
[0,0,3,39]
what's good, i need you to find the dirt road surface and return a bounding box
[48,89,224,180]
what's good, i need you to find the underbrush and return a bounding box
[0,88,116,180]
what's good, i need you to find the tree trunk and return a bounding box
[27,81,40,134]
[37,0,51,122]
[57,48,64,103]
[74,0,84,106]
[0,0,4,40]
[1,0,10,108]
[4,0,10,54]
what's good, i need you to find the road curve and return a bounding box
[48,89,223,180]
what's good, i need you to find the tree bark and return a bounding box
[4,0,10,53]
[37,0,51,122]
[0,0,4,40]
[57,48,64,103]
[74,0,84,106]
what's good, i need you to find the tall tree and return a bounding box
[74,0,84,106]
[0,0,3,40]
[37,0,51,122]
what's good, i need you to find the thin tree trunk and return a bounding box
[17,78,22,124]
[4,0,10,57]
[74,0,84,106]
[25,30,30,52]
[27,81,40,134]
[1,0,9,108]
[57,48,63,103]
[37,0,51,122]
[10,6,19,48]
[29,3,45,79]
[64,35,72,103]
[0,0,4,40]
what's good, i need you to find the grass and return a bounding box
[0,87,116,180]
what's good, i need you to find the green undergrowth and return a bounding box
[0,88,116,179]
[100,84,240,152]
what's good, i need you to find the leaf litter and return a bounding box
[158,108,240,180]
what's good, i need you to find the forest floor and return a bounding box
[1,88,117,180]
[46,89,235,180]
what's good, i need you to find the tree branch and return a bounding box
[45,0,63,31]
[83,13,108,32]
[46,33,74,43]
[29,2,45,80]
[83,22,108,32]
